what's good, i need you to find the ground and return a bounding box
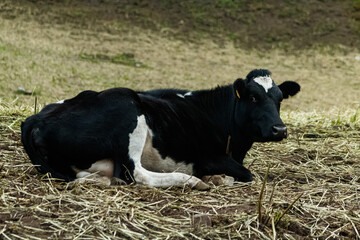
[0,1,360,239]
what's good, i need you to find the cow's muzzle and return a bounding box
[272,125,287,140]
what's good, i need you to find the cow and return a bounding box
[21,69,300,190]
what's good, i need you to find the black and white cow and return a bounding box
[21,69,300,189]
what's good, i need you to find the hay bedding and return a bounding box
[0,112,359,240]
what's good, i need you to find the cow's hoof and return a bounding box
[222,175,235,186]
[202,174,234,186]
[110,177,127,185]
[194,181,210,191]
[95,176,112,186]
[73,174,112,186]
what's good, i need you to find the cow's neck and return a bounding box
[191,84,234,132]
[190,85,253,158]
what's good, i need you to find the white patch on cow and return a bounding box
[56,100,64,104]
[184,91,193,97]
[253,76,273,93]
[177,93,185,99]
[141,130,194,175]
[177,91,193,99]
[129,115,203,188]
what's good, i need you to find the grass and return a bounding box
[0,1,360,239]
[1,8,359,111]
[79,52,148,68]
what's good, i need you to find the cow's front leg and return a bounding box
[195,156,253,182]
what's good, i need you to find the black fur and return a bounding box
[278,81,301,98]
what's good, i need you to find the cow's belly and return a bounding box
[141,131,194,175]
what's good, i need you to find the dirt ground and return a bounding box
[0,1,360,239]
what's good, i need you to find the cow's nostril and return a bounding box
[272,125,287,139]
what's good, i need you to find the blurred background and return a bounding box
[1,0,360,112]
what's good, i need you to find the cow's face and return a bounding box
[233,69,300,142]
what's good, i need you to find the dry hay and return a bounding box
[1,105,359,240]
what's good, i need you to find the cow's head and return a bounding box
[233,69,300,142]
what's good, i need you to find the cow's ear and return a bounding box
[278,81,301,99]
[233,78,246,99]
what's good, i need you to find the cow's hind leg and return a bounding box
[71,170,112,186]
[129,115,209,190]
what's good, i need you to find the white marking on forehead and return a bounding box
[56,100,64,104]
[253,76,273,93]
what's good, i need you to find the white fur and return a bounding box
[129,115,202,188]
[56,100,64,104]
[184,91,193,97]
[253,76,273,93]
[177,91,193,99]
